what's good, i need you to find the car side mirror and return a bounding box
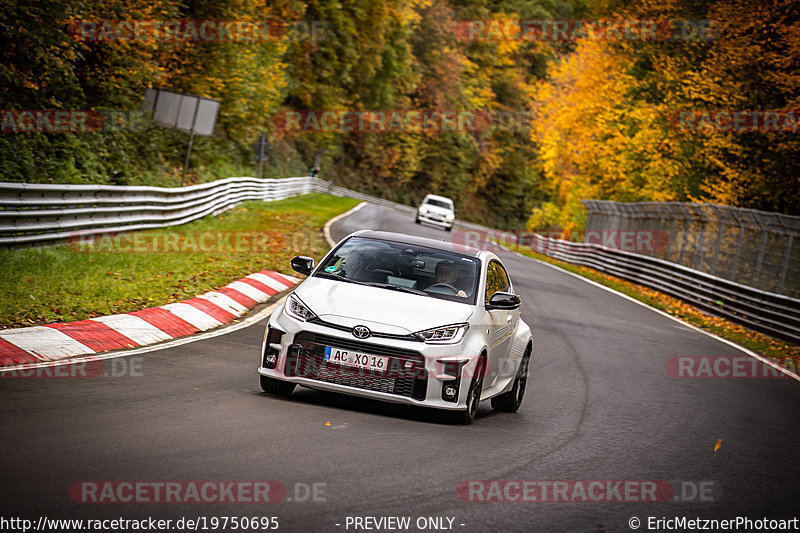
[290,256,315,276]
[486,291,520,310]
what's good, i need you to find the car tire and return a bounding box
[260,375,296,396]
[415,216,421,224]
[491,345,531,413]
[445,225,452,232]
[453,358,485,425]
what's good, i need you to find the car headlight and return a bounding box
[414,323,469,343]
[284,293,317,321]
[419,207,428,214]
[445,213,455,220]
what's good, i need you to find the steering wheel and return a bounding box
[426,283,460,295]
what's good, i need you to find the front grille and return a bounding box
[286,332,427,400]
[294,332,423,359]
[308,318,421,342]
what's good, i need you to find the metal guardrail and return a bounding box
[1,177,798,343]
[525,234,800,344]
[0,177,316,245]
[582,199,800,298]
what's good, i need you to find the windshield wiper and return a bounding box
[315,271,359,283]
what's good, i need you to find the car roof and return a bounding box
[350,230,483,257]
[422,194,453,203]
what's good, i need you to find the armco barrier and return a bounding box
[0,177,316,246]
[1,177,798,343]
[525,234,800,345]
[582,199,800,298]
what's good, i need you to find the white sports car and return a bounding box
[259,230,533,424]
[415,194,456,231]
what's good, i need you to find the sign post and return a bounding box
[253,134,270,178]
[181,103,200,186]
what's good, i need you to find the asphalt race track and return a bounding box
[1,203,798,532]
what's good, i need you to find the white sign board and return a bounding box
[143,88,219,137]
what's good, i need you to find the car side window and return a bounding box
[485,260,510,304]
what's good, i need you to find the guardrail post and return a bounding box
[728,211,745,281]
[709,205,724,277]
[677,205,690,265]
[688,204,703,270]
[777,234,793,294]
[752,215,769,286]
[693,229,705,271]
[664,207,678,262]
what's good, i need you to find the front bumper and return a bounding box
[259,305,480,410]
[417,211,454,228]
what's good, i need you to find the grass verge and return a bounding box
[0,193,359,328]
[510,244,800,372]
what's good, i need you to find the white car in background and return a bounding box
[416,194,456,231]
[258,230,534,424]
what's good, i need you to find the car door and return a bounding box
[484,260,515,388]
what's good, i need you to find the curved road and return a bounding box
[1,203,798,532]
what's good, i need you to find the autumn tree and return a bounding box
[529,0,800,233]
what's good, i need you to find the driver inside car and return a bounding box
[434,260,467,297]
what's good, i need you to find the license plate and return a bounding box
[324,346,388,372]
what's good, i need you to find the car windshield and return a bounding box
[423,198,453,210]
[314,236,479,304]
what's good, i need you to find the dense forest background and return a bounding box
[1,0,798,231]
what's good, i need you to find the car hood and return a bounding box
[294,277,473,335]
